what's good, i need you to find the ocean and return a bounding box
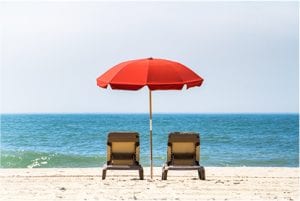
[0,114,299,168]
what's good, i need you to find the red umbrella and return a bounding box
[97,57,204,178]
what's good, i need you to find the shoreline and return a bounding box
[1,167,299,201]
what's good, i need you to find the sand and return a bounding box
[0,167,299,201]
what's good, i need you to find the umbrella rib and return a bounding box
[171,62,203,88]
[104,62,132,87]
[109,60,145,87]
[170,62,185,84]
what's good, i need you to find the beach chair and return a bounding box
[102,132,144,180]
[162,132,205,180]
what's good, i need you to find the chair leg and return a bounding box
[198,166,205,180]
[162,169,168,180]
[139,168,144,180]
[102,169,107,180]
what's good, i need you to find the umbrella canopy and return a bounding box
[97,57,204,179]
[97,57,203,90]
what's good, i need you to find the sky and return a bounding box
[0,1,299,114]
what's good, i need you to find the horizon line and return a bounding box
[1,112,299,115]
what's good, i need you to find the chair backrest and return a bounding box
[106,132,140,165]
[167,132,200,166]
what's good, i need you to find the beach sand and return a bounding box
[0,167,299,201]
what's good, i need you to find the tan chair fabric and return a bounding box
[167,132,200,166]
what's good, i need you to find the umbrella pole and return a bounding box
[149,90,153,179]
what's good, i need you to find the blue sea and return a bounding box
[0,114,299,168]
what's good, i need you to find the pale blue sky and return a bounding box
[1,2,299,113]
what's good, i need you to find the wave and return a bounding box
[0,150,106,168]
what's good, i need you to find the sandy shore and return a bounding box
[0,167,299,201]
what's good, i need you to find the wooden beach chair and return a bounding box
[102,132,144,180]
[162,132,205,180]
